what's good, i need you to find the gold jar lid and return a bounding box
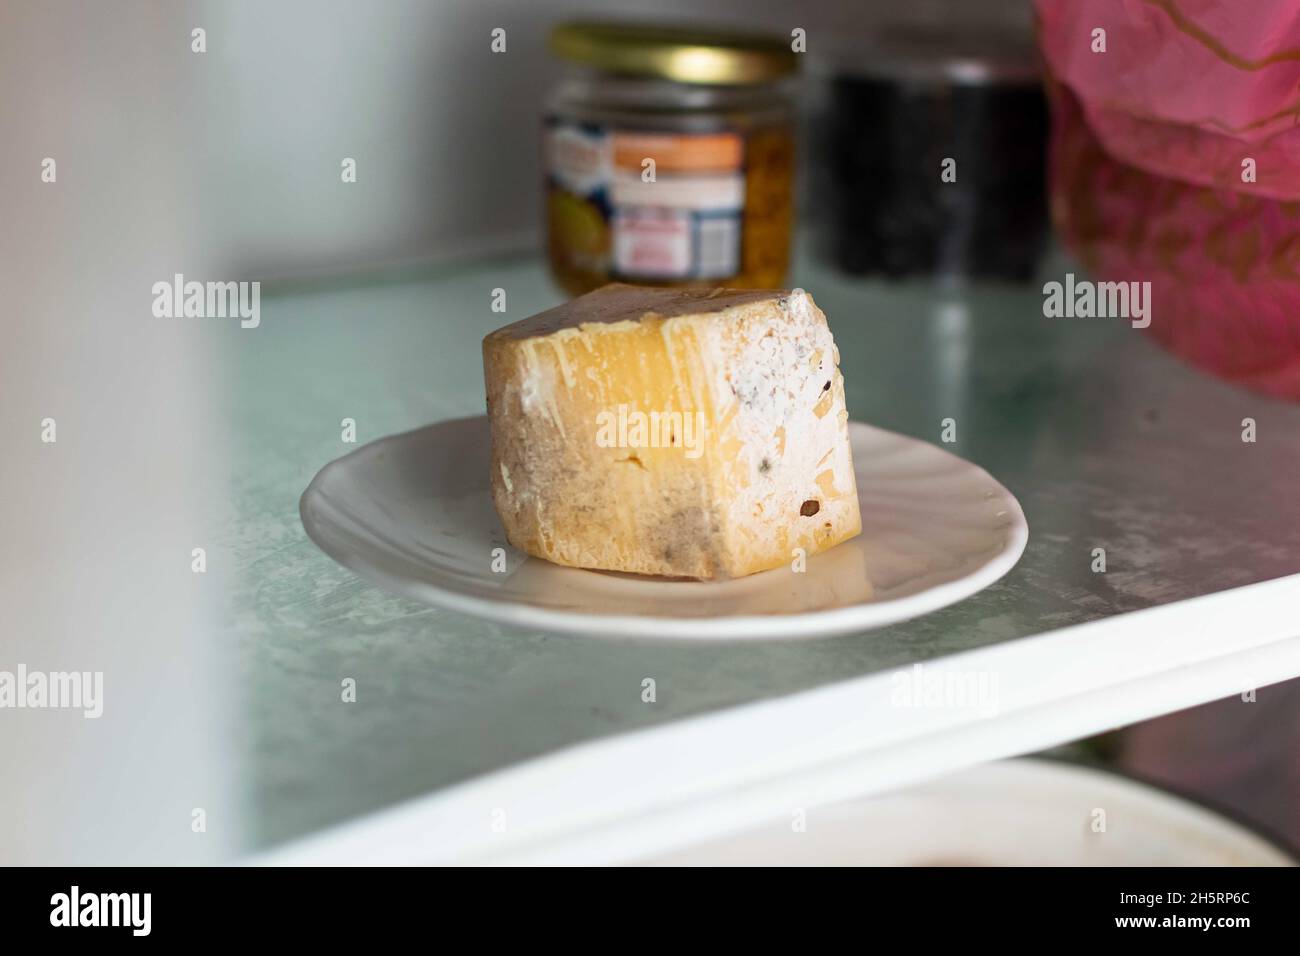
[550,20,798,85]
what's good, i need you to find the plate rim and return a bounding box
[645,757,1299,865]
[299,417,1029,640]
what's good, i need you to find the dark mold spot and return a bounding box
[800,499,821,517]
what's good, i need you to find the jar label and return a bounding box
[546,120,746,282]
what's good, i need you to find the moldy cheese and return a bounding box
[483,283,860,579]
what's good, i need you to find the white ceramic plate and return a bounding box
[299,416,1028,640]
[641,759,1296,866]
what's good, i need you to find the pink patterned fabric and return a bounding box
[1036,0,1300,398]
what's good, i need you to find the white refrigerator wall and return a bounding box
[0,0,234,865]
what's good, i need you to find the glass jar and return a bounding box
[544,21,798,296]
[816,24,1048,281]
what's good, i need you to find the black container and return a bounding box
[816,27,1050,281]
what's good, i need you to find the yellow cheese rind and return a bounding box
[483,283,860,580]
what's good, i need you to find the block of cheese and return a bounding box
[482,283,860,579]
